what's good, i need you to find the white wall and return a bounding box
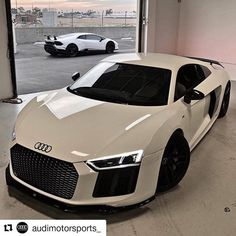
[177,0,236,79]
[0,0,14,100]
[146,0,236,80]
[146,0,181,54]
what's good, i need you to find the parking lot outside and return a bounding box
[15,27,136,44]
[15,39,135,95]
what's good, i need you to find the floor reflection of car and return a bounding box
[44,33,119,57]
[6,53,231,209]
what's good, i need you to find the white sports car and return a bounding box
[44,33,119,57]
[6,53,231,209]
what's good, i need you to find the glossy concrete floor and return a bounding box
[0,83,236,236]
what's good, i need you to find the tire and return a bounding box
[156,132,190,193]
[106,42,115,54]
[218,81,231,118]
[66,44,78,57]
[49,52,57,57]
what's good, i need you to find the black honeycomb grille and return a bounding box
[10,144,79,199]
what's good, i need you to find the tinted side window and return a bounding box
[195,65,205,82]
[177,64,201,89]
[200,65,211,78]
[86,35,101,41]
[175,64,202,101]
[195,65,211,82]
[78,35,86,39]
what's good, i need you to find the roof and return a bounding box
[58,32,94,38]
[102,53,211,70]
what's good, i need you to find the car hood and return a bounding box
[15,88,167,162]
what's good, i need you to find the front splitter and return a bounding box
[5,165,155,214]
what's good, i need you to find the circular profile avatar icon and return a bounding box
[16,222,28,234]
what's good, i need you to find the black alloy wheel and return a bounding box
[218,81,231,118]
[106,42,115,54]
[156,132,190,193]
[66,44,78,57]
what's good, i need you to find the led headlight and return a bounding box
[86,150,143,171]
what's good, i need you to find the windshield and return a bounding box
[68,62,171,106]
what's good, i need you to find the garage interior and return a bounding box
[1,0,236,235]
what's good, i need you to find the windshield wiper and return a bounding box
[69,87,129,104]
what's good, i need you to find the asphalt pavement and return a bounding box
[15,39,135,95]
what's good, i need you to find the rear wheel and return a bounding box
[106,42,115,54]
[156,132,190,193]
[66,44,78,57]
[218,81,231,118]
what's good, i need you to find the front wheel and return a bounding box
[156,132,190,193]
[218,81,231,118]
[106,42,115,54]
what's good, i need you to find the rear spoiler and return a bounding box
[45,35,57,40]
[187,56,224,68]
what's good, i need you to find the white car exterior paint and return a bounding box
[9,53,230,207]
[44,32,119,53]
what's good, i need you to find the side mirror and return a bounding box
[72,72,80,81]
[100,38,105,42]
[184,89,205,104]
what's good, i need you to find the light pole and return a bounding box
[72,9,74,28]
[125,11,127,27]
[101,10,104,27]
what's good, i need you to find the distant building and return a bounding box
[15,13,37,24]
[42,11,57,27]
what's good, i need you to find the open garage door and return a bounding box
[0,0,17,100]
[11,0,138,95]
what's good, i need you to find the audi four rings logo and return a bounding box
[34,142,52,153]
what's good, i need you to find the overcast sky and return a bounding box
[12,0,137,11]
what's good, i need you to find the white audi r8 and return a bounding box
[44,33,119,57]
[6,53,231,209]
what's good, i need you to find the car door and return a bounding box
[77,34,90,50]
[84,35,104,50]
[175,64,210,145]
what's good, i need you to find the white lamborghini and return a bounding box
[44,33,119,57]
[6,53,231,209]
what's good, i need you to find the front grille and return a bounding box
[10,144,79,199]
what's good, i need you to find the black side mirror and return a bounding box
[100,37,105,42]
[72,72,80,81]
[184,89,205,104]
